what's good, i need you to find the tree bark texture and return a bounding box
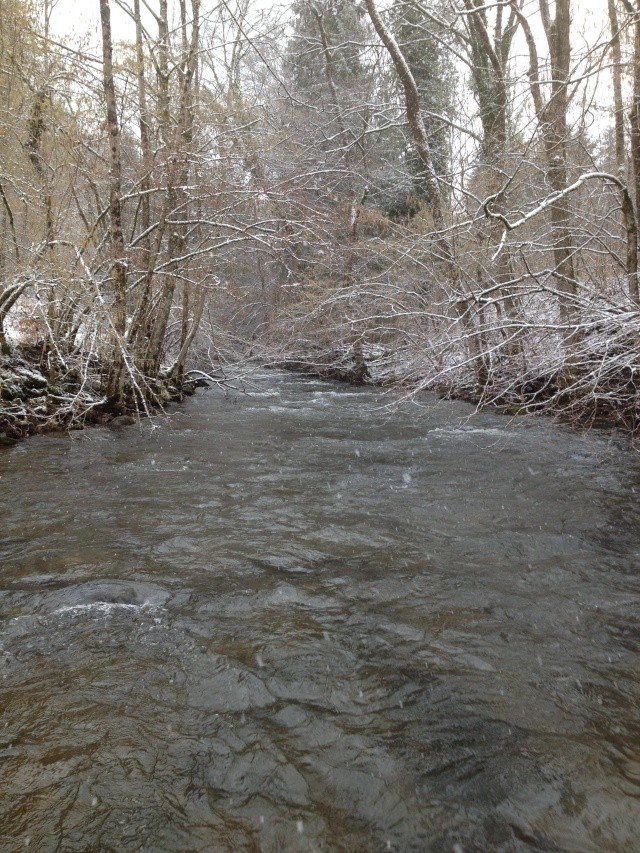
[99,0,128,402]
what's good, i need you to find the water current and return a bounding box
[1,372,639,851]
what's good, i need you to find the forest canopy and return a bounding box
[1,0,640,434]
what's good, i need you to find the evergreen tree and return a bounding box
[390,0,455,185]
[287,0,371,104]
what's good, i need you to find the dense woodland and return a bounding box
[1,0,640,435]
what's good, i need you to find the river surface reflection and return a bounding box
[1,373,639,851]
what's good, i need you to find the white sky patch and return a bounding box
[50,0,145,46]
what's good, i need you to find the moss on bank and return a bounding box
[0,346,206,444]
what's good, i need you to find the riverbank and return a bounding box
[3,339,638,444]
[0,345,206,444]
[271,344,640,437]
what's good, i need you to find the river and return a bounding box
[0,372,639,851]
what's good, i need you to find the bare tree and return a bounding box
[99,0,129,405]
[511,0,577,325]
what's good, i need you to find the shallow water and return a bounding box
[1,373,639,851]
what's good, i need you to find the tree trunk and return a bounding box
[465,0,523,357]
[99,0,128,406]
[364,0,487,385]
[512,0,578,329]
[364,0,446,231]
[543,0,576,325]
[627,0,640,303]
[127,0,157,357]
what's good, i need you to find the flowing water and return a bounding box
[1,372,639,852]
